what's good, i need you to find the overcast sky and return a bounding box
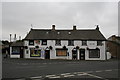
[2,2,118,41]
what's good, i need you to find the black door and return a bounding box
[79,49,85,60]
[20,47,24,58]
[45,50,50,59]
[72,50,77,60]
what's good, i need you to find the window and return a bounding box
[82,40,87,46]
[56,49,67,56]
[89,49,100,58]
[42,40,47,45]
[68,40,74,46]
[12,47,20,54]
[29,40,34,45]
[97,41,103,46]
[55,40,61,46]
[30,48,41,57]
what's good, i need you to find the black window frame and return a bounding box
[82,40,87,46]
[68,40,74,46]
[89,49,100,58]
[42,40,47,45]
[55,40,61,46]
[97,41,103,46]
[29,40,34,45]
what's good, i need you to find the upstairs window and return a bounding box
[68,40,74,46]
[97,41,103,46]
[82,40,87,46]
[42,40,47,45]
[55,40,61,46]
[29,40,34,45]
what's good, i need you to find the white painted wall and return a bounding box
[23,40,106,60]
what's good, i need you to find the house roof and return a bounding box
[24,28,106,40]
[11,41,24,47]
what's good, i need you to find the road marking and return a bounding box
[87,73,103,79]
[95,70,102,72]
[46,75,56,77]
[77,73,88,76]
[74,72,84,74]
[48,76,60,79]
[85,71,94,73]
[30,76,42,79]
[105,70,112,72]
[61,73,71,75]
[64,74,75,77]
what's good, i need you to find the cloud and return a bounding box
[2,2,118,41]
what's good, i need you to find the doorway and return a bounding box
[72,50,77,60]
[79,49,85,60]
[20,47,24,58]
[45,50,50,59]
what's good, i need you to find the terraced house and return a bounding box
[10,25,107,60]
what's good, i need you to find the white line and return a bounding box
[61,73,71,75]
[64,74,75,77]
[77,73,88,76]
[30,76,42,79]
[48,76,60,79]
[95,70,102,72]
[46,75,56,77]
[74,72,84,74]
[105,70,112,71]
[85,71,94,73]
[87,73,103,79]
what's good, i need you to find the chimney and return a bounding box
[73,25,76,30]
[19,36,21,40]
[52,24,55,30]
[96,25,99,30]
[14,34,17,41]
[10,34,12,42]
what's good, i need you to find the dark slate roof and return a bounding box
[11,41,24,47]
[24,28,106,40]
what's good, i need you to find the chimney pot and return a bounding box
[96,25,99,30]
[52,24,55,30]
[73,25,76,30]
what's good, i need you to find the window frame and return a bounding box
[82,40,87,46]
[89,49,100,58]
[56,49,67,56]
[30,48,41,57]
[55,40,61,46]
[42,40,47,45]
[29,40,34,45]
[12,47,20,54]
[68,40,74,46]
[97,41,103,46]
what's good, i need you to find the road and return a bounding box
[2,58,119,80]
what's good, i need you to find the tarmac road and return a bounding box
[2,58,119,80]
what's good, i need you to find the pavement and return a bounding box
[2,57,119,80]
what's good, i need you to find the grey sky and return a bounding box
[2,2,118,41]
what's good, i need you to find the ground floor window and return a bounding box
[89,49,100,58]
[12,47,20,54]
[30,48,41,57]
[56,49,67,56]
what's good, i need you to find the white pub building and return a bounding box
[10,25,107,60]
